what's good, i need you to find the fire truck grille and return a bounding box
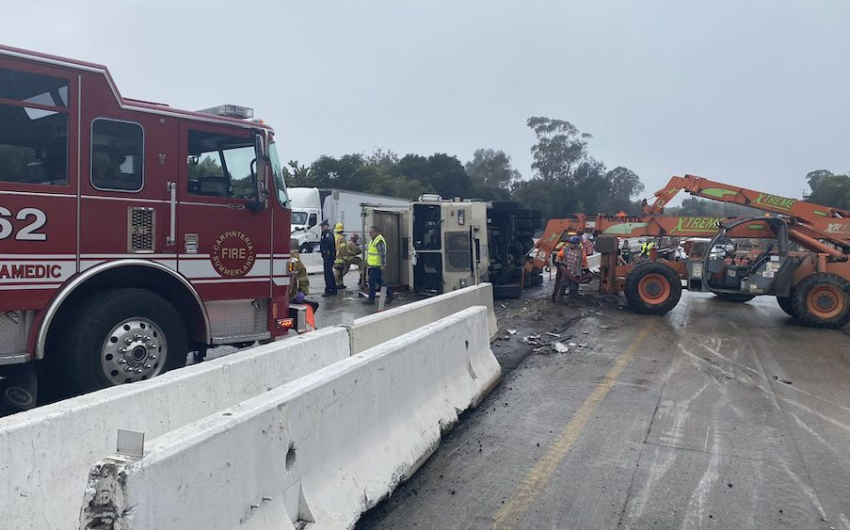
[128,208,155,253]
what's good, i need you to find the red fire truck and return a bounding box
[0,45,306,410]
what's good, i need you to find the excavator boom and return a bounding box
[644,174,850,250]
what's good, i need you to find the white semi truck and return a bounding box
[289,188,410,253]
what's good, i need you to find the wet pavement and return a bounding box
[357,274,850,530]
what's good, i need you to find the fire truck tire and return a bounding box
[714,293,756,303]
[776,296,796,318]
[624,262,682,315]
[791,273,850,329]
[54,288,188,394]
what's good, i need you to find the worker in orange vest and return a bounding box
[553,235,589,303]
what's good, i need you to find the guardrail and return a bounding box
[81,307,500,530]
[346,283,498,353]
[0,327,350,530]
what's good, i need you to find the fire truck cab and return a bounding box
[0,45,302,408]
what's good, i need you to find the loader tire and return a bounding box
[776,296,796,318]
[714,293,756,303]
[791,273,850,329]
[624,262,682,315]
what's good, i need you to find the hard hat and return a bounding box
[334,222,344,232]
[569,236,581,244]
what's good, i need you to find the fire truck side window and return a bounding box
[187,130,256,200]
[91,119,144,192]
[0,67,69,186]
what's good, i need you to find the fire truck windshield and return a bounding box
[269,141,289,208]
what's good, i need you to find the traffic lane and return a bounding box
[619,296,827,529]
[674,293,850,525]
[358,292,672,529]
[359,290,845,529]
[727,297,850,529]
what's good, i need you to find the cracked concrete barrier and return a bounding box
[81,306,500,530]
[347,282,498,354]
[0,327,350,530]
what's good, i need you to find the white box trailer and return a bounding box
[289,187,409,252]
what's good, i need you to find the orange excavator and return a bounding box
[533,174,850,328]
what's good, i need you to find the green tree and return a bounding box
[516,116,645,220]
[309,154,364,188]
[806,169,835,191]
[465,148,521,195]
[805,170,850,210]
[283,160,312,187]
[527,116,591,183]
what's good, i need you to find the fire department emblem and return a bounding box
[211,231,256,277]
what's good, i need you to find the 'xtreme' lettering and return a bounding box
[670,217,724,234]
[754,193,795,211]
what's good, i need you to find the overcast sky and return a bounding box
[3,0,848,200]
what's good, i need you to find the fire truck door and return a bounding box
[177,125,272,339]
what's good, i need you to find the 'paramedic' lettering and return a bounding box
[211,231,256,277]
[0,264,61,280]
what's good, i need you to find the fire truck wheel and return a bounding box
[714,293,756,303]
[56,288,188,394]
[791,273,850,329]
[776,295,796,318]
[624,262,682,315]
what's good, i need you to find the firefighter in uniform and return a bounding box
[288,238,310,303]
[289,238,317,330]
[319,220,337,297]
[342,233,363,285]
[364,225,393,305]
[333,222,350,289]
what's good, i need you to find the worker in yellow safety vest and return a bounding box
[364,225,393,305]
[640,240,656,256]
[333,222,349,289]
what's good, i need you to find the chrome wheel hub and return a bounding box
[101,318,167,385]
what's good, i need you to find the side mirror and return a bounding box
[249,130,269,212]
[254,132,266,159]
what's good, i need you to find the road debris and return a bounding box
[773,375,793,385]
[553,342,569,354]
[522,334,542,344]
[546,332,560,338]
[507,329,518,335]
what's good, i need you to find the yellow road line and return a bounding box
[492,319,657,530]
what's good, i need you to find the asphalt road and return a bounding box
[358,277,850,530]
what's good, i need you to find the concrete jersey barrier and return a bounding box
[347,282,498,354]
[81,306,501,530]
[0,327,350,530]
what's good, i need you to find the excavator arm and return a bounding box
[644,174,850,252]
